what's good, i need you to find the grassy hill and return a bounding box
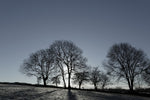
[0,82,150,100]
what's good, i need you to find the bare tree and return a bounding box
[105,43,150,91]
[73,71,89,89]
[20,49,54,86]
[99,72,111,89]
[142,66,150,85]
[135,75,145,89]
[51,75,60,87]
[50,40,87,89]
[37,76,42,85]
[90,67,101,90]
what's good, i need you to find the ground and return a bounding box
[0,84,149,100]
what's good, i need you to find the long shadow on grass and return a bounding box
[67,89,77,100]
[77,90,148,100]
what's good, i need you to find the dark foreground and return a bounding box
[0,83,149,100]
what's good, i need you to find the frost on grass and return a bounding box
[0,84,149,100]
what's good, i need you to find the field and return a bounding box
[0,83,149,100]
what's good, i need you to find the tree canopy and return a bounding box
[105,43,150,91]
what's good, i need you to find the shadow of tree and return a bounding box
[77,90,149,100]
[67,89,77,100]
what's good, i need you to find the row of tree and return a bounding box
[20,40,150,91]
[21,40,87,89]
[72,66,111,90]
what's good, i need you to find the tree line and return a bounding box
[20,40,150,91]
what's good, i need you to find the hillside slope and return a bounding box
[0,83,149,100]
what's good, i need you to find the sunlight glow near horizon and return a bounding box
[0,0,150,89]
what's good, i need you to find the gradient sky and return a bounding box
[0,0,150,85]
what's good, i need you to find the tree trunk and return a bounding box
[68,73,71,89]
[79,85,81,89]
[129,86,133,92]
[130,79,134,92]
[128,83,133,92]
[79,82,81,89]
[56,82,57,87]
[43,78,47,86]
[102,84,105,90]
[94,84,97,90]
[127,78,134,92]
[58,63,66,88]
[62,73,66,88]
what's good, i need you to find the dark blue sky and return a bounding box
[0,0,150,84]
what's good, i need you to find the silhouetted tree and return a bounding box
[135,75,145,89]
[105,43,150,91]
[51,75,60,87]
[90,67,101,90]
[37,76,42,85]
[73,71,89,89]
[50,40,87,89]
[142,66,150,85]
[99,72,111,89]
[20,49,55,86]
[55,61,67,88]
